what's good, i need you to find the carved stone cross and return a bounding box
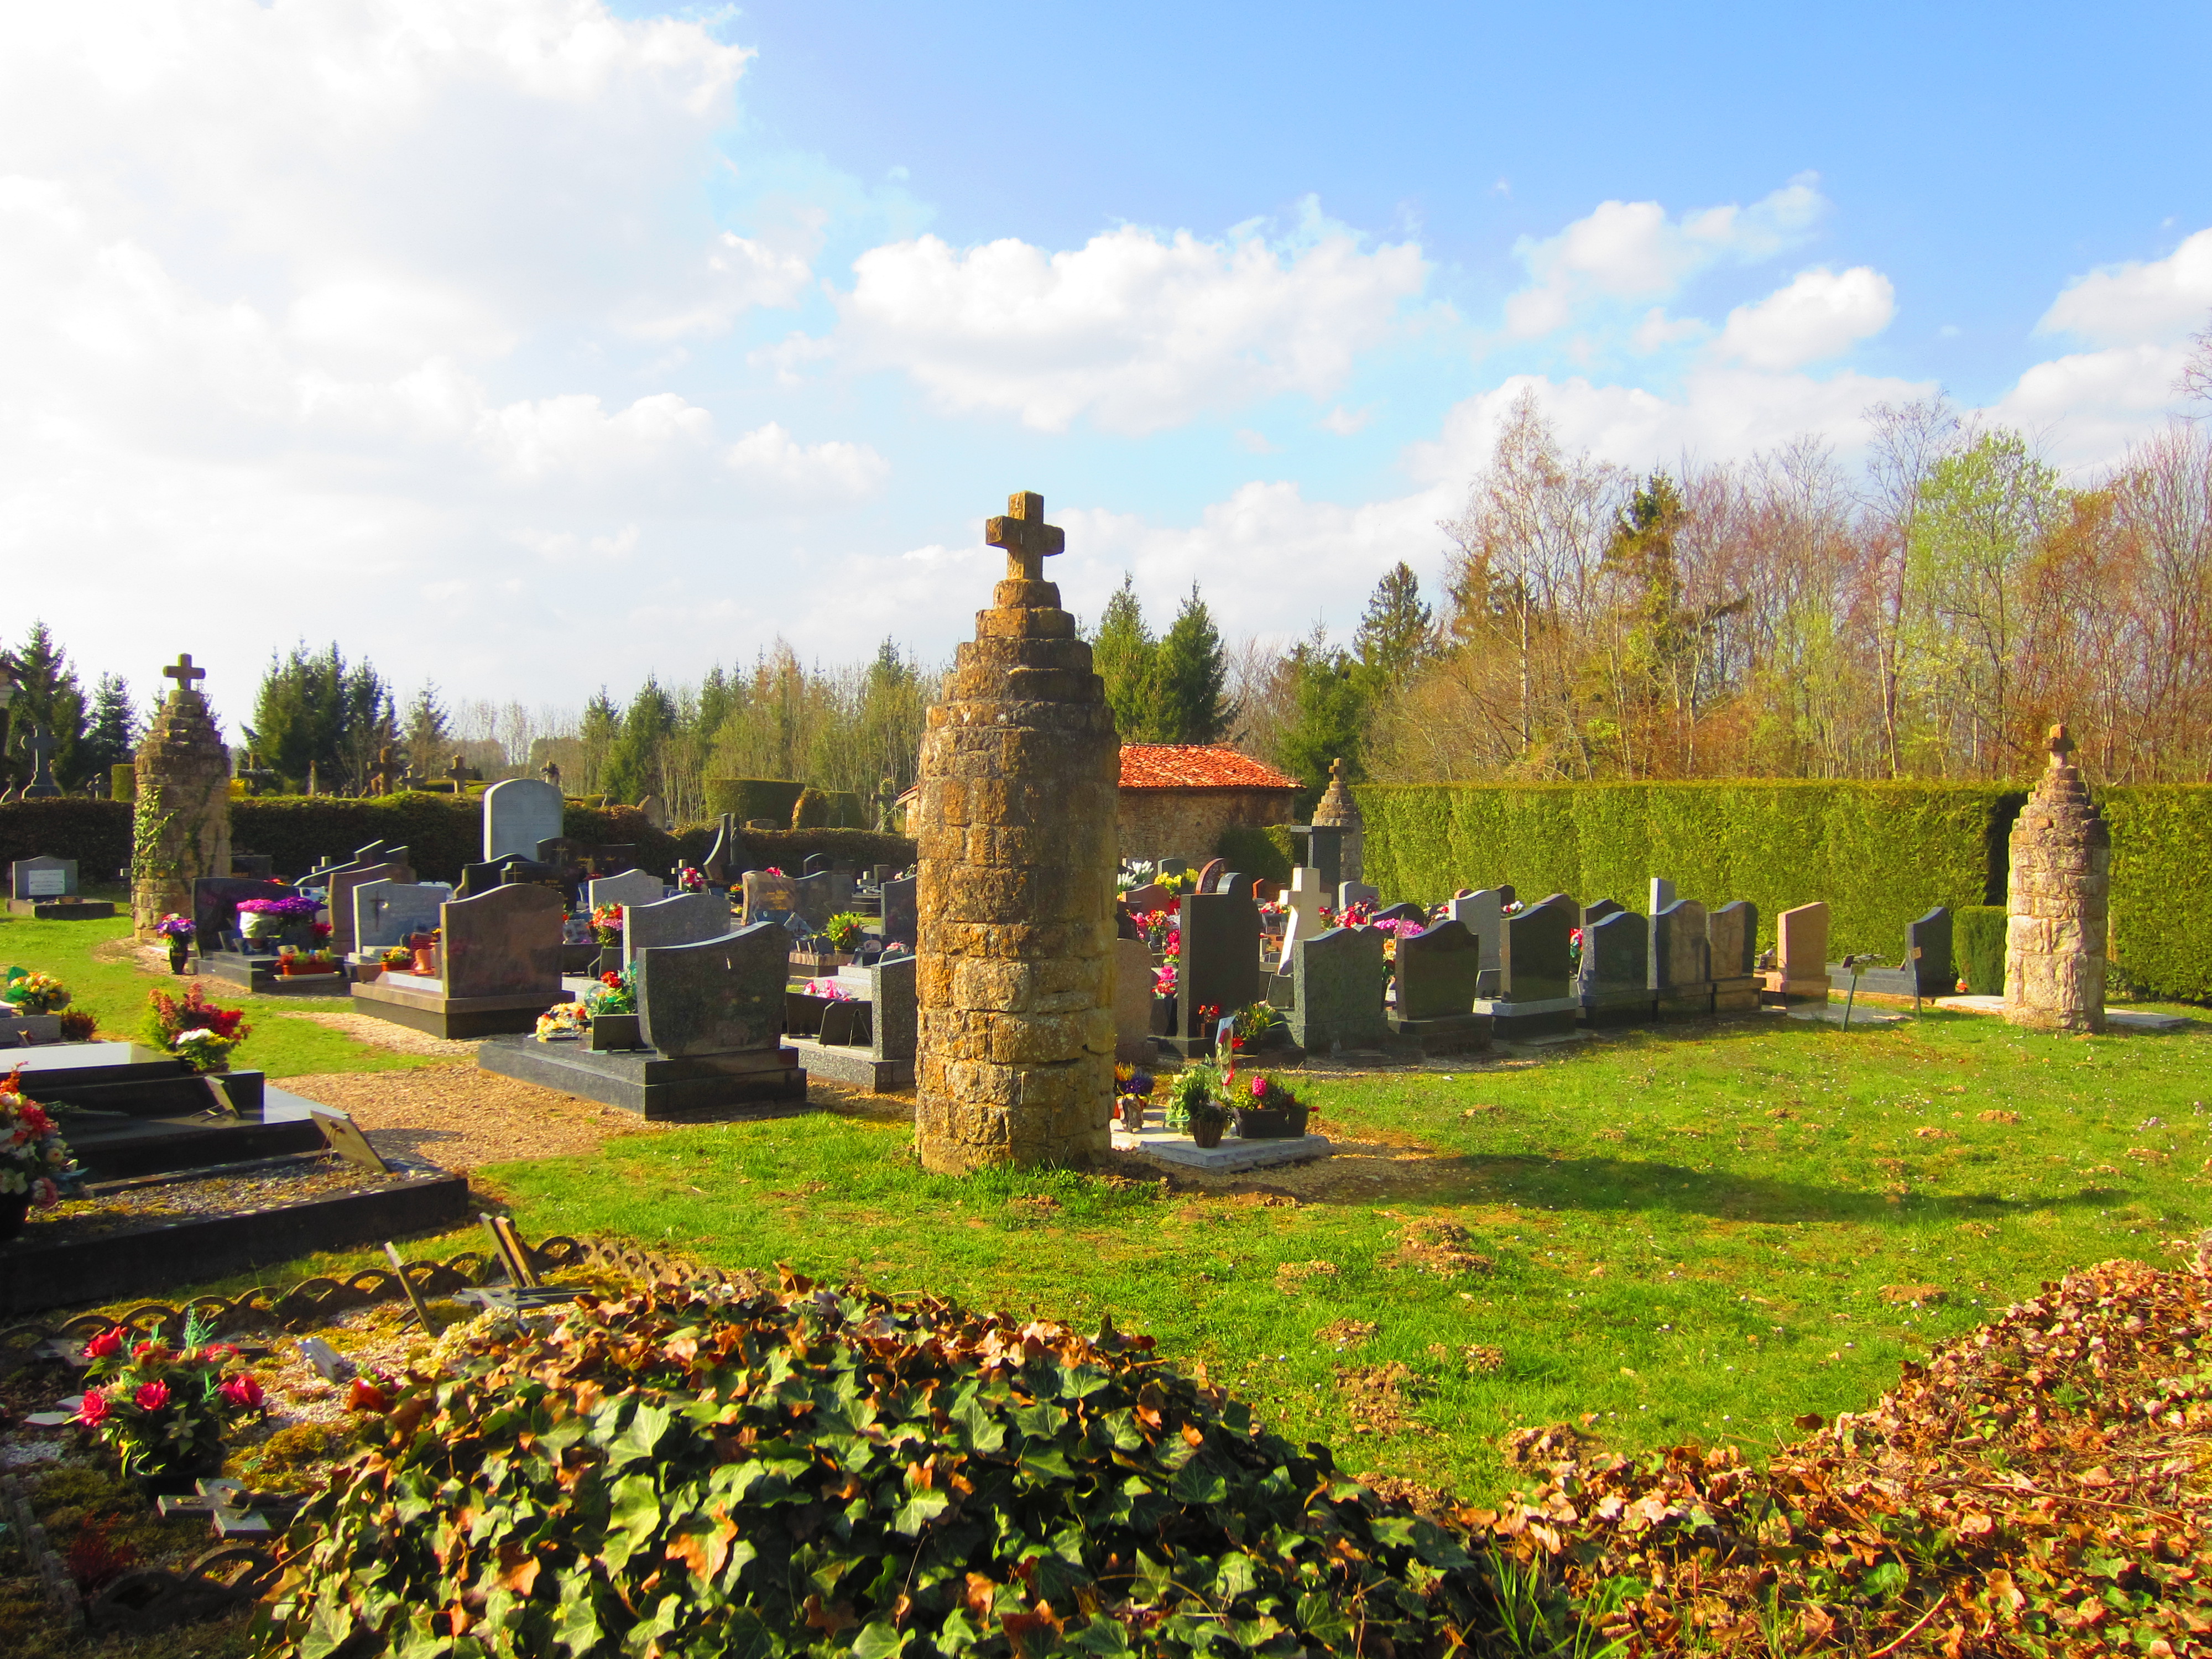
[23,722,59,798]
[446,754,470,792]
[984,491,1065,582]
[162,653,207,693]
[2048,722,2074,766]
[368,747,398,796]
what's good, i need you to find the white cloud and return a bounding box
[2036,228,2212,346]
[1321,405,1376,435]
[1503,175,1825,338]
[827,207,1432,433]
[1630,307,1708,354]
[1715,265,1896,370]
[725,422,889,496]
[1985,343,2195,468]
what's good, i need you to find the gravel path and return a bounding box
[286,1065,664,1170]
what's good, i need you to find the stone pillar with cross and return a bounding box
[2004,723,2110,1034]
[914,491,1119,1172]
[1310,754,1365,883]
[20,723,61,799]
[131,652,232,939]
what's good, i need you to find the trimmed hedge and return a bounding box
[704,778,805,825]
[1355,781,2025,963]
[1214,824,1295,888]
[2103,786,2212,1003]
[0,799,133,884]
[1957,905,2007,995]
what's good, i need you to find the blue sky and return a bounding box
[3,1,2206,729]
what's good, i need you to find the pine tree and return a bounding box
[578,690,622,796]
[4,622,87,787]
[1152,583,1233,744]
[600,677,676,805]
[1353,562,1437,692]
[80,674,139,784]
[403,682,452,774]
[243,643,393,792]
[1275,633,1367,811]
[1090,575,1160,740]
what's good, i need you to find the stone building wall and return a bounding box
[1115,787,1296,865]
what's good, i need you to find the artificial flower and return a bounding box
[134,1379,171,1411]
[74,1388,108,1426]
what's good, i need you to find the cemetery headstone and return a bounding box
[1448,888,1507,977]
[353,880,451,952]
[440,884,563,999]
[916,490,1117,1171]
[635,794,671,832]
[229,852,274,879]
[1194,858,1226,893]
[742,869,799,925]
[327,859,415,956]
[1217,871,1258,900]
[1906,906,1954,999]
[700,814,739,885]
[636,925,789,1058]
[1579,907,1653,1026]
[1279,867,1328,962]
[1338,880,1379,911]
[2006,724,2109,1032]
[1290,925,1387,1053]
[1121,881,1170,914]
[1166,890,1261,1057]
[879,874,917,950]
[1372,901,1426,924]
[1764,901,1831,1003]
[1474,894,1579,1039]
[1649,877,1677,913]
[624,893,730,970]
[1288,824,1342,896]
[11,856,75,900]
[1390,920,1490,1051]
[191,877,293,953]
[589,868,666,915]
[802,853,832,877]
[869,951,919,1066]
[789,870,855,932]
[1112,936,1155,1062]
[1708,900,1761,1013]
[482,778,565,863]
[1650,899,1714,1017]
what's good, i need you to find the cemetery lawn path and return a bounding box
[466,1006,2212,1506]
[0,907,442,1078]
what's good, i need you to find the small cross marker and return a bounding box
[985,491,1065,582]
[446,754,471,791]
[162,653,207,691]
[2048,723,2074,765]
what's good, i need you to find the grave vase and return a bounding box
[411,946,438,977]
[165,941,189,975]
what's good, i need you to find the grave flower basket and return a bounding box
[74,1317,265,1492]
[1190,1102,1228,1149]
[1232,1074,1311,1140]
[0,1074,76,1240]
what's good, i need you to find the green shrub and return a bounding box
[0,799,132,883]
[791,787,832,830]
[704,778,805,825]
[1214,824,1292,888]
[259,1274,1493,1659]
[1356,780,2023,961]
[231,793,479,881]
[2103,786,2212,1003]
[1955,905,2007,995]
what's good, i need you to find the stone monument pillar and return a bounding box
[2004,724,2109,1034]
[914,492,1119,1172]
[132,654,232,940]
[1312,756,1364,883]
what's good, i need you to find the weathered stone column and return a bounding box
[2004,724,2109,1034]
[915,492,1119,1172]
[1312,756,1364,884]
[132,654,232,940]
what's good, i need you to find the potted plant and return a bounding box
[153,914,195,973]
[1233,1074,1312,1139]
[1113,1064,1155,1131]
[0,1074,76,1240]
[676,865,708,894]
[586,968,641,1051]
[1188,1096,1229,1148]
[234,894,320,952]
[73,1314,266,1493]
[1164,1065,1228,1147]
[823,912,870,957]
[589,904,625,975]
[146,984,250,1073]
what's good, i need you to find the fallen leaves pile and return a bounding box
[1460,1253,2212,1655]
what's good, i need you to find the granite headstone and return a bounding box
[483,778,566,863]
[441,883,563,998]
[636,924,789,1058]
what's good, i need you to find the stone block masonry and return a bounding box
[915,492,1120,1172]
[2005,724,2109,1034]
[132,654,231,940]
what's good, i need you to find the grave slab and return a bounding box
[201,953,348,996]
[1934,994,2192,1032]
[1110,1128,1331,1171]
[477,1035,808,1119]
[350,974,561,1040]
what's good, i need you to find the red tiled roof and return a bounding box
[1118,744,1301,792]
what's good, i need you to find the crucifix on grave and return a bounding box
[22,723,60,798]
[367,746,399,797]
[162,653,207,702]
[445,754,470,794]
[985,491,1065,583]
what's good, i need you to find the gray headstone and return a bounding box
[1581,909,1648,999]
[743,869,799,925]
[353,880,451,951]
[1290,925,1389,1052]
[802,853,832,877]
[1395,920,1484,1021]
[1908,906,1953,995]
[1650,899,1711,990]
[637,924,790,1058]
[483,777,566,863]
[1121,882,1171,914]
[1503,895,1577,1000]
[701,813,739,885]
[1708,901,1759,978]
[1291,825,1343,895]
[441,883,563,998]
[1172,891,1262,1041]
[1448,888,1506,975]
[1582,898,1625,927]
[1338,881,1379,911]
[880,875,917,950]
[870,952,917,1063]
[588,869,666,912]
[788,870,855,932]
[624,892,731,971]
[1649,877,1677,914]
[10,856,75,900]
[1372,901,1426,924]
[327,860,414,956]
[192,877,293,948]
[1112,936,1154,1061]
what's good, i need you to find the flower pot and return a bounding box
[589,1013,643,1051]
[1190,1117,1225,1149]
[411,947,437,977]
[239,911,285,942]
[1232,1104,1310,1140]
[0,1191,32,1241]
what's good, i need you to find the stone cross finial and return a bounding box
[26,724,56,768]
[446,754,470,791]
[984,491,1065,582]
[1331,756,1345,784]
[162,654,207,694]
[368,746,398,796]
[2048,723,2074,766]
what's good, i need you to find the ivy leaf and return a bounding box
[1170,1460,1228,1505]
[895,1486,953,1537]
[852,1619,911,1659]
[951,1390,1008,1454]
[601,1472,662,1572]
[607,1402,673,1470]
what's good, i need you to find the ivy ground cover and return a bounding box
[476,1007,2212,1505]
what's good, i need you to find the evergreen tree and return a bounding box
[1090,575,1161,740]
[1352,562,1437,691]
[243,642,394,792]
[600,677,676,805]
[1275,631,1367,811]
[1152,583,1233,744]
[80,674,138,784]
[854,639,927,794]
[402,682,452,774]
[578,689,622,796]
[3,622,87,787]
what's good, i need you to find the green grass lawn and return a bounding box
[466,1005,2212,1505]
[0,898,440,1078]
